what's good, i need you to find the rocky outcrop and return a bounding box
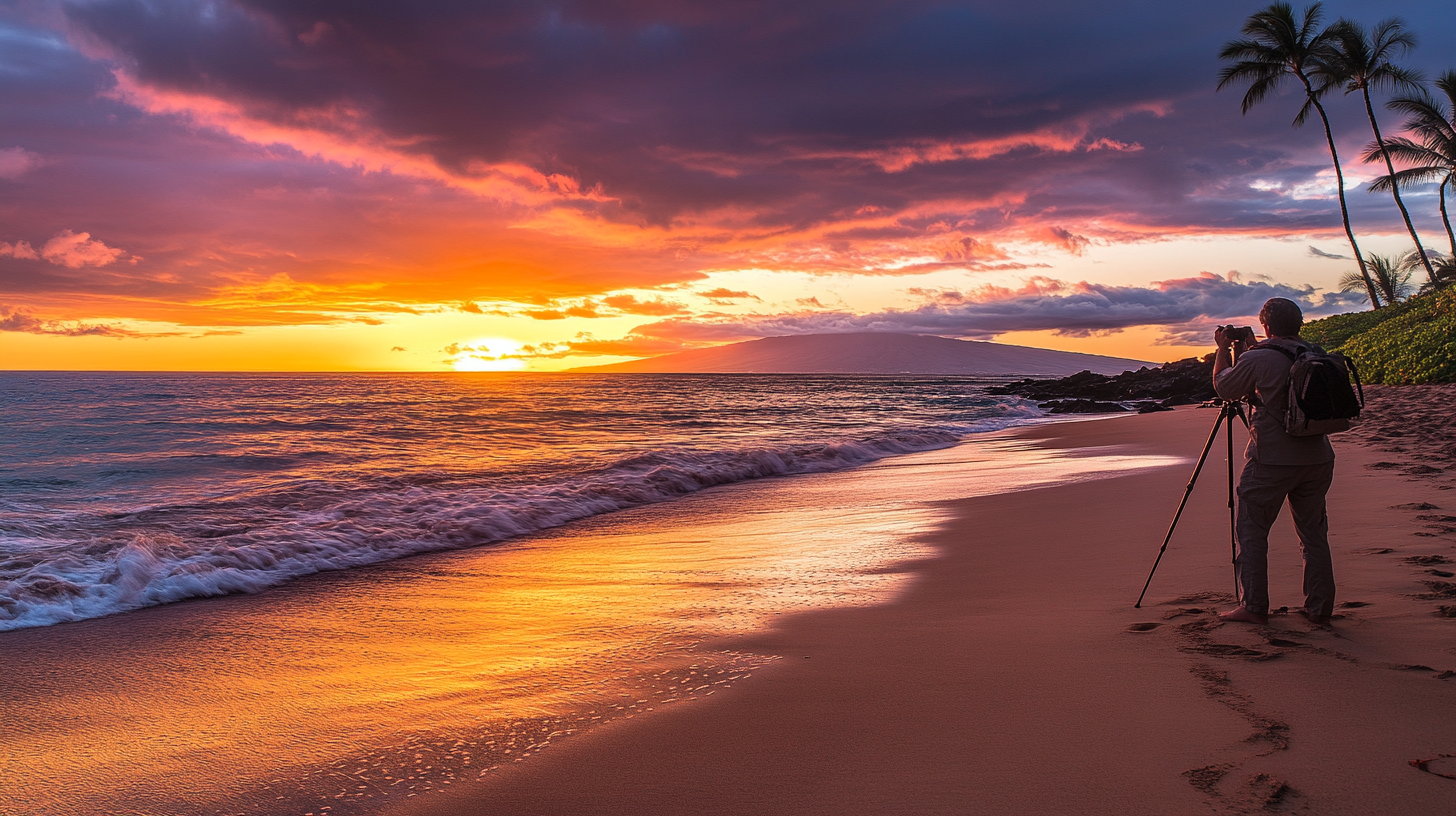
[989,355,1217,413]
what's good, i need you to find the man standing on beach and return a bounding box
[1212,297,1336,626]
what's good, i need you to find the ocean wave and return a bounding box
[0,412,1037,631]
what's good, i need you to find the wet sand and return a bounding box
[0,416,1172,815]
[393,399,1456,816]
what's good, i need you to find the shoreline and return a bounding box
[4,393,1453,815]
[1,410,1156,816]
[391,401,1456,816]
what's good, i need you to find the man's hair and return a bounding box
[1259,297,1303,337]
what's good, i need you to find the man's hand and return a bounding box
[1214,326,1254,356]
[1214,325,1234,351]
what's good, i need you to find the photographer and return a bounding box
[1212,297,1335,626]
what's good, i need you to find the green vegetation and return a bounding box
[1301,298,1412,348]
[1303,287,1456,383]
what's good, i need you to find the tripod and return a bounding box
[1134,399,1249,608]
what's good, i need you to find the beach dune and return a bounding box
[393,402,1456,816]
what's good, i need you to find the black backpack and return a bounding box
[1251,341,1364,436]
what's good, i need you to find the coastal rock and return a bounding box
[1041,399,1131,414]
[989,355,1217,410]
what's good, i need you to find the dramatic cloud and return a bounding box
[4,1,1454,368]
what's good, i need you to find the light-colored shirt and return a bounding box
[1214,337,1335,466]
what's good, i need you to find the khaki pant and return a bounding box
[1234,458,1336,618]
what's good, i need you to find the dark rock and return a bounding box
[988,355,1217,406]
[1041,399,1131,414]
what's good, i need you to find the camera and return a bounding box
[1218,325,1257,344]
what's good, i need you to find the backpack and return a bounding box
[1251,341,1364,436]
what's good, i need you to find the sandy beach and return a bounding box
[4,388,1454,816]
[388,392,1456,816]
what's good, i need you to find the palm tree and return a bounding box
[1367,70,1456,266]
[1428,255,1456,290]
[1218,2,1381,308]
[1323,19,1435,282]
[1338,252,1413,303]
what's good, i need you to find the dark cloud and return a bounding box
[0,304,178,337]
[1308,246,1351,260]
[49,0,1456,239]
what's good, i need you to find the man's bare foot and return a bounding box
[1294,608,1331,626]
[1219,606,1269,625]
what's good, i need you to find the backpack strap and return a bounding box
[1245,340,1305,361]
[1343,355,1366,408]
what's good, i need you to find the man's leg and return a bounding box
[1231,459,1293,618]
[1288,460,1337,620]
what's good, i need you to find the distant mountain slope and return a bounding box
[570,333,1150,376]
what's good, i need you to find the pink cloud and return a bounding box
[0,147,43,179]
[1035,226,1092,256]
[39,230,128,268]
[0,240,39,260]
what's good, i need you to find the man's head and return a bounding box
[1258,298,1303,338]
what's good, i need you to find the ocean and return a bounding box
[0,372,1041,632]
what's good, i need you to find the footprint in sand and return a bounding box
[1126,622,1161,632]
[1413,582,1456,600]
[1338,601,1371,608]
[1404,555,1452,565]
[1392,502,1441,510]
[1409,755,1456,780]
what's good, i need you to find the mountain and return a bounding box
[570,333,1151,376]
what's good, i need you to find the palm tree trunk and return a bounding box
[1441,175,1456,258]
[1304,84,1381,307]
[1362,88,1436,281]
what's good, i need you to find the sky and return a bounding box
[3,0,1455,371]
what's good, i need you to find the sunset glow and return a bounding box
[3,1,1454,370]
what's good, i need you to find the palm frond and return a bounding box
[1369,136,1446,165]
[1325,15,1420,94]
[1366,164,1448,193]
[1336,270,1372,301]
[1360,253,1416,303]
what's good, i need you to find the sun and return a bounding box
[449,337,528,372]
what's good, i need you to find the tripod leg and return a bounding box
[1227,410,1240,603]
[1135,406,1227,608]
